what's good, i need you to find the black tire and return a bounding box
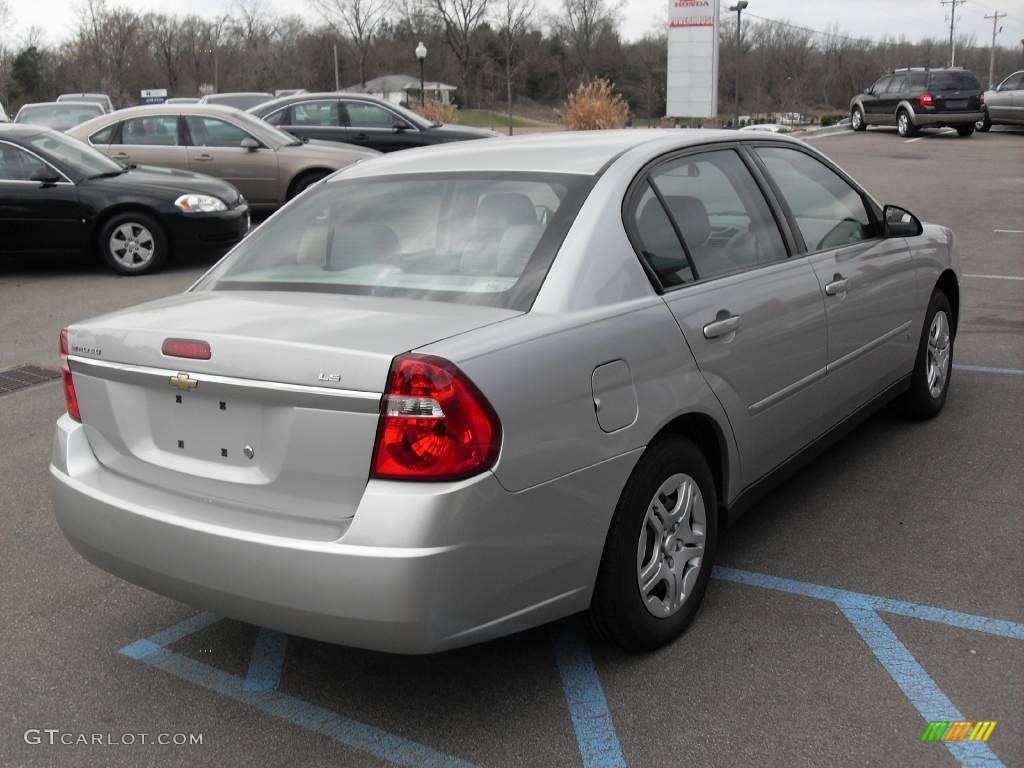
[977,110,992,132]
[288,170,329,200]
[591,436,719,652]
[956,123,975,137]
[97,211,168,275]
[897,109,918,137]
[899,290,954,420]
[851,106,867,131]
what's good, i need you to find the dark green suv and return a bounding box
[850,68,984,137]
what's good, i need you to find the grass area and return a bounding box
[454,109,560,129]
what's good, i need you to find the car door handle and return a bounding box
[194,154,213,161]
[112,152,130,160]
[703,313,741,340]
[825,274,849,296]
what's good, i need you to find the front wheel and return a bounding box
[591,437,718,651]
[956,123,976,137]
[851,106,867,131]
[98,212,168,275]
[897,110,917,137]
[898,290,954,420]
[288,170,329,200]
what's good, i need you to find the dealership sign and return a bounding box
[140,88,168,105]
[666,0,720,118]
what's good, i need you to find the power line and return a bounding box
[741,13,878,46]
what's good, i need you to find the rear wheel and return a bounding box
[956,123,975,137]
[288,170,329,200]
[98,212,167,275]
[591,437,718,651]
[899,290,954,420]
[976,110,992,132]
[851,106,867,131]
[897,109,917,137]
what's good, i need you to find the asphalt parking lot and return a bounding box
[1,125,1021,767]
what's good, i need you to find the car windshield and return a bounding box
[199,172,593,310]
[25,131,123,177]
[929,72,981,91]
[17,104,102,131]
[227,109,303,145]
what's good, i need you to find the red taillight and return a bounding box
[370,354,501,481]
[59,327,81,421]
[919,92,934,108]
[979,93,985,106]
[161,338,212,359]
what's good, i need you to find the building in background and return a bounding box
[344,75,456,106]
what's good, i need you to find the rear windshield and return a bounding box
[199,172,593,310]
[929,71,981,91]
[16,104,101,130]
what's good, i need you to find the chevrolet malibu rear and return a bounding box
[51,131,956,654]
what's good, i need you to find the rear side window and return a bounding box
[757,147,875,251]
[885,75,907,94]
[634,149,788,284]
[292,101,339,126]
[929,71,981,91]
[199,173,592,310]
[632,184,695,287]
[121,116,179,146]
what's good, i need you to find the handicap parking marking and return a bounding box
[954,364,1024,377]
[242,628,289,693]
[715,567,1022,767]
[552,622,627,768]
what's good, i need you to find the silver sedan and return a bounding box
[51,130,959,653]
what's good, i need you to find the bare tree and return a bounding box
[0,0,12,107]
[555,0,618,84]
[311,0,392,87]
[494,0,534,133]
[429,0,491,107]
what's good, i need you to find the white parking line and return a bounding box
[964,273,1024,281]
[994,229,1024,234]
[905,137,923,143]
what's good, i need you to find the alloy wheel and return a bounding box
[109,222,156,269]
[926,310,951,399]
[636,473,706,618]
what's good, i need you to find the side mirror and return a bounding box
[30,167,62,186]
[883,204,923,238]
[392,123,413,133]
[240,137,260,151]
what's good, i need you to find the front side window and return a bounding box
[89,124,116,145]
[292,101,339,126]
[265,108,289,126]
[999,73,1023,91]
[638,149,787,283]
[185,116,253,148]
[0,143,48,181]
[757,147,875,252]
[872,76,892,94]
[121,116,180,146]
[197,173,592,309]
[344,102,406,129]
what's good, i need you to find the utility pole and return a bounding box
[729,1,749,128]
[984,10,1007,87]
[333,43,340,91]
[941,0,968,67]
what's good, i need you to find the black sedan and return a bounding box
[248,93,497,153]
[0,125,249,275]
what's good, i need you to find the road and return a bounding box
[1,125,1021,767]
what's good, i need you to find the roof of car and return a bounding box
[87,104,248,119]
[250,92,391,112]
[334,129,795,178]
[0,123,48,138]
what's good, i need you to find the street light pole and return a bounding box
[415,42,427,107]
[729,1,748,128]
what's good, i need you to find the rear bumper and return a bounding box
[50,415,638,653]
[165,205,249,254]
[911,110,984,126]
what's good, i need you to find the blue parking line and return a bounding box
[242,629,289,692]
[953,364,1024,377]
[552,623,627,768]
[119,641,477,768]
[840,605,1004,768]
[713,567,1024,640]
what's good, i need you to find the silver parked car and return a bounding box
[14,101,105,131]
[978,70,1024,131]
[51,131,960,654]
[67,104,379,210]
[57,92,114,113]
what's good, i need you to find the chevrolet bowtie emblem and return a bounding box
[170,373,199,391]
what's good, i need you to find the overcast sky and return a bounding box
[6,0,1024,50]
